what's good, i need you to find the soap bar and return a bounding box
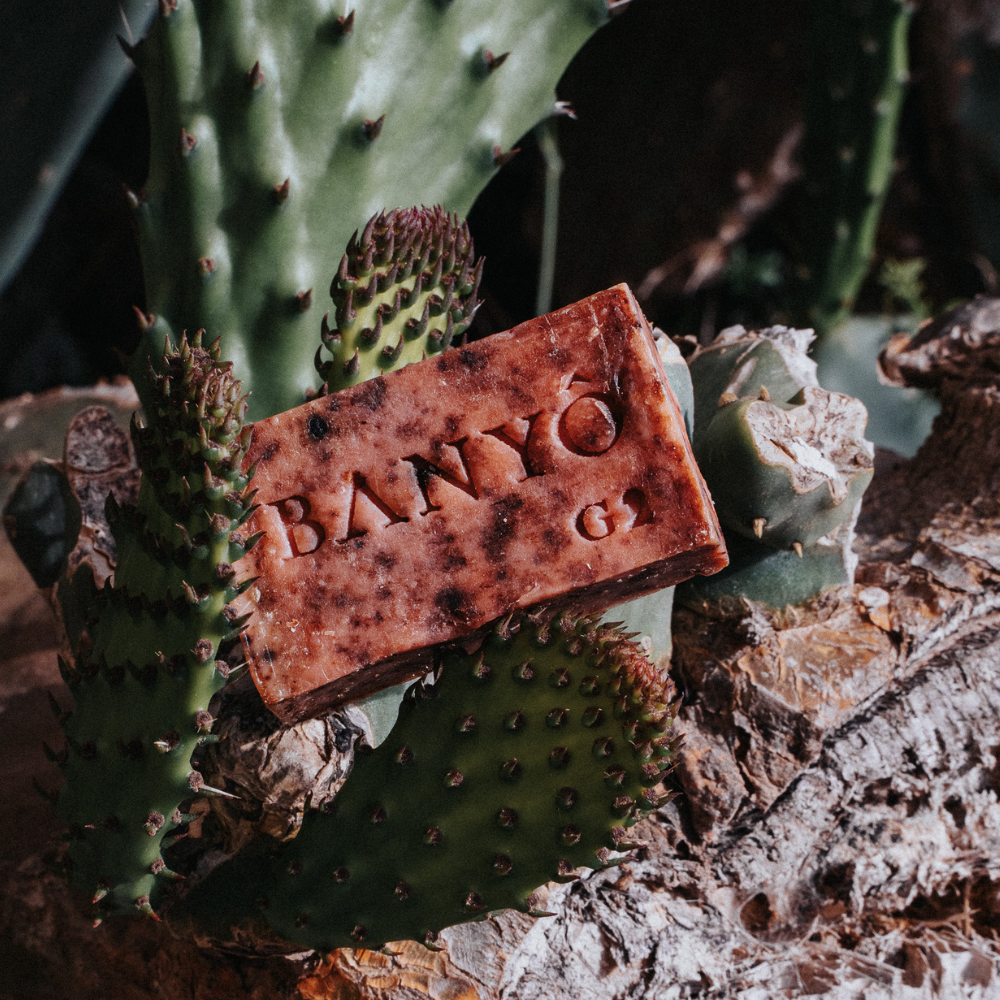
[236,284,727,722]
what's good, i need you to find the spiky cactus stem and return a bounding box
[51,333,256,918]
[316,207,482,392]
[796,0,912,332]
[179,613,677,951]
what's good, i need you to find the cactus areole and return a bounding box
[233,285,728,722]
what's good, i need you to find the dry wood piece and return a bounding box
[63,405,140,587]
[236,285,727,722]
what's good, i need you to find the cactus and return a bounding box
[316,207,483,392]
[679,324,874,609]
[179,613,677,951]
[129,0,611,420]
[795,0,912,332]
[48,332,256,918]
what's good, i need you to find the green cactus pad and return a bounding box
[131,0,610,419]
[316,207,483,392]
[53,333,256,917]
[679,531,860,612]
[797,0,912,331]
[180,614,677,951]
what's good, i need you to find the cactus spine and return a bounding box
[130,0,610,419]
[180,614,676,950]
[50,333,256,917]
[316,207,483,392]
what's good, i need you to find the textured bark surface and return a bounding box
[3,351,1000,997]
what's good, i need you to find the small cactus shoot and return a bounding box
[680,325,873,608]
[316,207,483,392]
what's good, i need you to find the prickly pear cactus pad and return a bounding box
[49,333,257,918]
[180,614,676,951]
[132,0,610,419]
[316,207,483,392]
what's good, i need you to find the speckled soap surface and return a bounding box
[237,285,727,722]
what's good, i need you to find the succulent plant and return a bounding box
[46,332,256,918]
[796,0,912,332]
[179,613,677,951]
[128,0,611,420]
[679,324,874,609]
[316,207,483,392]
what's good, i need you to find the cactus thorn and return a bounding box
[493,145,521,168]
[553,101,577,119]
[718,391,738,406]
[363,115,386,141]
[336,10,355,34]
[753,517,766,539]
[380,336,404,365]
[483,49,510,73]
[180,128,197,155]
[123,184,144,208]
[296,289,313,312]
[273,177,290,204]
[758,385,771,401]
[606,0,631,15]
[344,349,360,378]
[188,770,238,798]
[246,61,264,89]
[243,530,265,552]
[136,897,161,921]
[132,305,155,331]
[793,541,804,558]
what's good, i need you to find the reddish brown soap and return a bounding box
[235,284,727,722]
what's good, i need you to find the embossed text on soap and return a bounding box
[236,285,727,722]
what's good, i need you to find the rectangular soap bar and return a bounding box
[236,284,727,722]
